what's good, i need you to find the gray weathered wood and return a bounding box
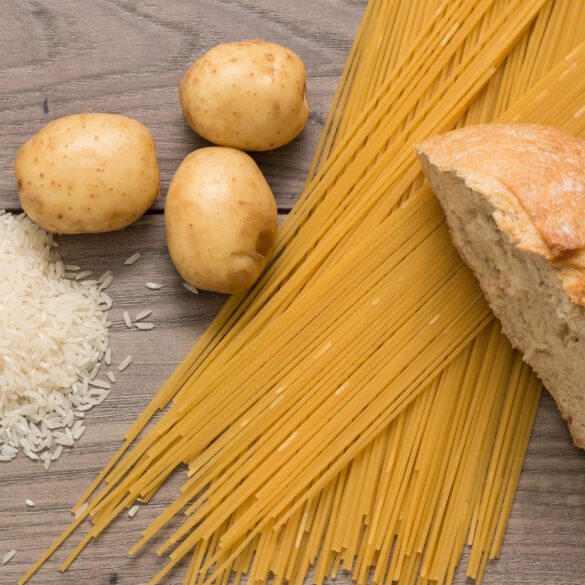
[1,2,584,585]
[0,0,364,211]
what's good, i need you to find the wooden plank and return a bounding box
[0,214,225,584]
[0,213,583,584]
[0,0,364,211]
[1,2,585,585]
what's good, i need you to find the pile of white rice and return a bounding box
[0,211,111,468]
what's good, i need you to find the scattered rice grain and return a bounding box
[25,499,35,507]
[124,252,141,265]
[89,363,101,379]
[106,371,116,383]
[123,310,132,328]
[92,389,110,405]
[97,270,112,284]
[54,434,74,447]
[128,504,140,518]
[23,449,39,461]
[81,280,99,288]
[104,347,112,366]
[135,322,154,330]
[118,355,132,372]
[72,422,85,440]
[89,379,111,390]
[145,282,162,290]
[100,293,113,310]
[74,270,93,280]
[183,282,199,294]
[135,309,152,321]
[99,273,114,290]
[2,549,16,565]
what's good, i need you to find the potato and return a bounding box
[180,40,310,151]
[165,147,278,294]
[14,113,160,233]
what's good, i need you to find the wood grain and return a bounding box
[0,0,363,211]
[1,2,585,585]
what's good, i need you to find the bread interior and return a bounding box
[418,153,585,448]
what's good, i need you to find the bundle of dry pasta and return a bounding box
[21,1,585,585]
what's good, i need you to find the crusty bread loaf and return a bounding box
[415,123,585,449]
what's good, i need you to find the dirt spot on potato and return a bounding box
[256,229,275,257]
[26,191,44,210]
[272,101,281,118]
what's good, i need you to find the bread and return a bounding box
[415,123,585,449]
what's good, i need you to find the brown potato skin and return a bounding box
[14,113,160,233]
[165,147,278,294]
[180,40,310,151]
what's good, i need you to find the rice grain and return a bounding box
[2,549,16,565]
[0,213,111,467]
[124,252,141,265]
[123,310,132,328]
[135,309,152,321]
[118,356,132,371]
[183,282,199,294]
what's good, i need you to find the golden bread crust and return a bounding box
[415,123,585,449]
[417,123,585,258]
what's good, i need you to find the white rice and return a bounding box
[123,310,132,328]
[89,379,111,390]
[135,322,154,330]
[72,420,85,440]
[124,252,141,265]
[25,499,35,507]
[75,270,93,280]
[89,363,101,380]
[0,212,111,466]
[100,293,113,310]
[128,504,140,518]
[2,549,16,565]
[106,371,116,383]
[183,282,199,294]
[135,309,152,321]
[98,270,114,290]
[145,282,162,290]
[118,356,132,372]
[99,275,114,290]
[23,449,39,461]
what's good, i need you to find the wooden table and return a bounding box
[1,2,584,584]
